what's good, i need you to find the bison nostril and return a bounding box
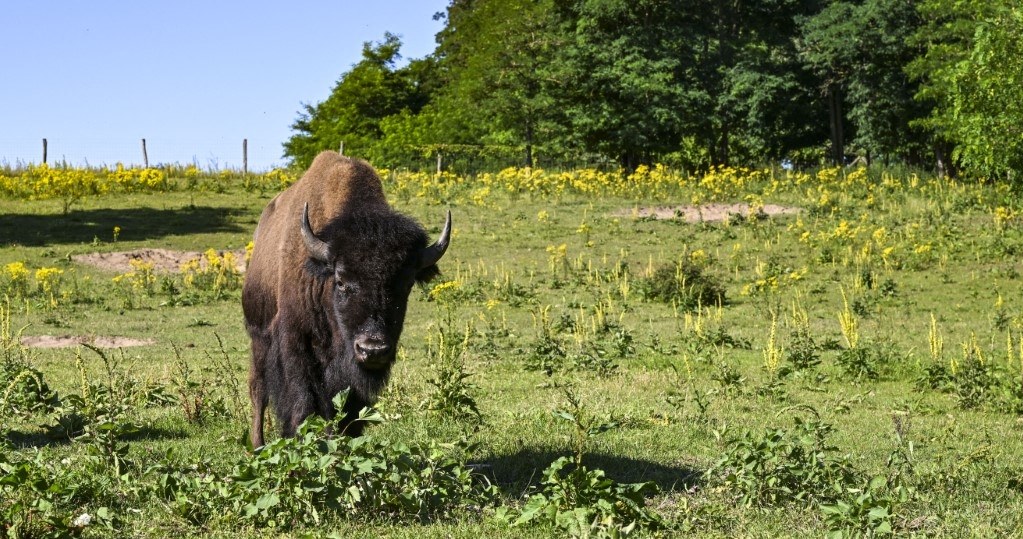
[355,339,391,361]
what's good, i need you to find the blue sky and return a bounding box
[0,1,448,171]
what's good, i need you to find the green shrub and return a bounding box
[152,391,494,529]
[707,409,858,507]
[636,259,725,310]
[421,326,482,423]
[501,390,663,537]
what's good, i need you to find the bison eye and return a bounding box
[336,281,356,297]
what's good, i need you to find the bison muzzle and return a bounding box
[242,151,449,447]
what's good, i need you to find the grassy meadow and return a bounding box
[2,163,1023,537]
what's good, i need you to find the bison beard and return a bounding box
[243,151,449,447]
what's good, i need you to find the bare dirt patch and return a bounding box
[615,203,801,223]
[72,248,245,274]
[20,335,156,349]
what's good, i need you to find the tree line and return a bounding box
[283,0,1022,180]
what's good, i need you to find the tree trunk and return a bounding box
[719,123,730,166]
[524,119,534,168]
[828,85,845,166]
[933,142,956,179]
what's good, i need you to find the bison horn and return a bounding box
[420,210,451,269]
[300,202,331,263]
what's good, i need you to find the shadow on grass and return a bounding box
[5,424,189,449]
[483,448,702,494]
[0,205,247,247]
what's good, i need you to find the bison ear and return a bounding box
[303,257,334,280]
[415,263,440,284]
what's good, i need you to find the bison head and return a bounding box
[300,203,450,371]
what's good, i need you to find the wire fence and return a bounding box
[0,138,620,175]
[0,138,288,172]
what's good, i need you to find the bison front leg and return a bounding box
[247,331,272,448]
[280,387,316,438]
[249,374,267,448]
[273,330,319,438]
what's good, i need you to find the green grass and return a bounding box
[2,170,1023,537]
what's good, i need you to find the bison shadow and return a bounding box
[0,205,248,247]
[481,448,702,494]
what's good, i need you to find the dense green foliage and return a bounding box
[283,0,1023,180]
[908,0,1023,181]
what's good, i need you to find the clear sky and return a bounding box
[0,1,448,171]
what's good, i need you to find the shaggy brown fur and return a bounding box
[242,151,446,447]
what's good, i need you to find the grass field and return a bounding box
[2,164,1023,537]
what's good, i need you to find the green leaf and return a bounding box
[513,494,549,526]
[255,491,280,511]
[552,409,576,423]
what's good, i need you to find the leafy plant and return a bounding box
[916,334,1016,410]
[821,475,907,538]
[526,307,567,375]
[836,346,881,381]
[421,325,482,423]
[782,323,823,375]
[502,390,663,537]
[49,348,143,477]
[568,321,634,378]
[1,443,96,538]
[171,343,233,424]
[636,258,726,311]
[707,407,859,507]
[0,303,57,421]
[711,362,746,393]
[153,391,493,529]
[0,362,56,419]
[951,353,1001,409]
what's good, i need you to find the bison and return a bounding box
[242,151,450,447]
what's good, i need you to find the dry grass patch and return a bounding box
[617,203,801,222]
[72,248,245,274]
[20,335,156,348]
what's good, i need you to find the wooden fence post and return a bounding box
[339,141,344,156]
[141,138,149,168]
[436,152,442,175]
[243,139,248,175]
[42,138,47,164]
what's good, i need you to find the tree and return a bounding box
[909,0,1023,180]
[798,1,857,165]
[282,34,428,169]
[690,0,823,167]
[430,0,560,167]
[546,0,822,170]
[546,0,690,169]
[799,0,929,166]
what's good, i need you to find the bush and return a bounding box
[152,391,494,529]
[636,259,725,310]
[707,409,858,507]
[500,391,663,537]
[0,301,58,422]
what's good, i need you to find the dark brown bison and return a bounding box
[242,151,449,447]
